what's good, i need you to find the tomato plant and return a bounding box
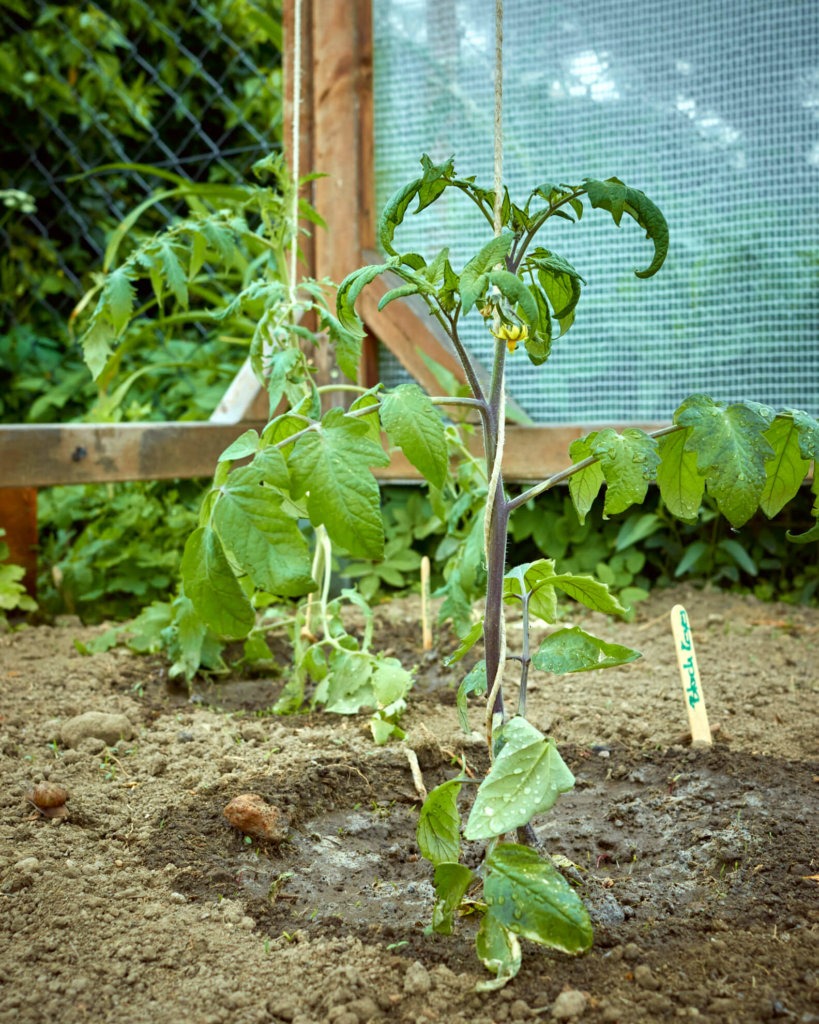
[83,154,818,985]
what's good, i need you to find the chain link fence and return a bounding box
[1,0,282,335]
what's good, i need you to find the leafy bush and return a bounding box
[37,479,203,622]
[0,528,37,626]
[0,0,282,334]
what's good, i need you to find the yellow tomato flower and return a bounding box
[491,322,528,353]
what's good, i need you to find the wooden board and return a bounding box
[0,421,665,488]
[0,422,268,487]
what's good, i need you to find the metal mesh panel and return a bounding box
[374,0,819,423]
[0,0,281,332]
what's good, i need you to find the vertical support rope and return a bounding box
[484,0,508,746]
[288,0,303,302]
[492,0,504,238]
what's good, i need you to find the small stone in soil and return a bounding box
[552,989,587,1019]
[622,942,641,962]
[59,711,134,748]
[634,964,660,991]
[403,961,431,995]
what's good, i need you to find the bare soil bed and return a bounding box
[1,584,817,1024]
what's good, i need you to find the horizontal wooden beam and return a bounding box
[0,422,269,487]
[380,424,669,484]
[0,421,667,488]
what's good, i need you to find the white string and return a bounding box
[288,0,302,302]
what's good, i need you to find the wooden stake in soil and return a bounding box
[420,555,432,651]
[670,604,712,747]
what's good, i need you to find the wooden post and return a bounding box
[0,487,38,596]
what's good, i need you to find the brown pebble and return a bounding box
[634,964,660,991]
[223,793,288,842]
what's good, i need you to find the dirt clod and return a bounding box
[552,989,588,1019]
[403,960,432,995]
[223,793,288,842]
[59,710,134,748]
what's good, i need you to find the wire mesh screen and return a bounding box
[0,0,281,334]
[373,0,819,423]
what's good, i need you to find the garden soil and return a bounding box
[1,584,817,1024]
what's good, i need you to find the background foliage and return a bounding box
[0,0,283,619]
[0,0,283,336]
[1,1,816,643]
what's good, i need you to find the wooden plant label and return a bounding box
[670,604,712,747]
[421,555,433,652]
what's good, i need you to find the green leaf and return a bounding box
[416,153,456,211]
[525,286,552,365]
[475,910,522,991]
[218,429,260,462]
[760,416,811,518]
[105,268,136,335]
[484,843,593,954]
[791,409,819,461]
[371,656,413,706]
[590,428,660,517]
[583,177,669,278]
[180,527,255,639]
[349,389,383,446]
[675,395,775,528]
[316,649,375,714]
[378,179,422,256]
[158,240,188,307]
[568,434,605,524]
[532,626,641,674]
[657,428,704,522]
[504,560,558,624]
[252,446,293,490]
[265,348,304,411]
[431,862,474,935]
[456,660,487,734]
[529,249,584,335]
[787,461,819,543]
[314,306,362,383]
[675,539,708,577]
[169,594,209,681]
[464,718,575,840]
[615,513,661,551]
[486,270,539,327]
[289,408,390,558]
[417,778,464,866]
[336,263,392,337]
[550,571,628,616]
[458,234,515,313]
[717,538,757,576]
[377,282,421,310]
[212,466,315,597]
[379,383,448,488]
[376,155,456,257]
[80,316,116,381]
[370,708,407,745]
[444,619,483,665]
